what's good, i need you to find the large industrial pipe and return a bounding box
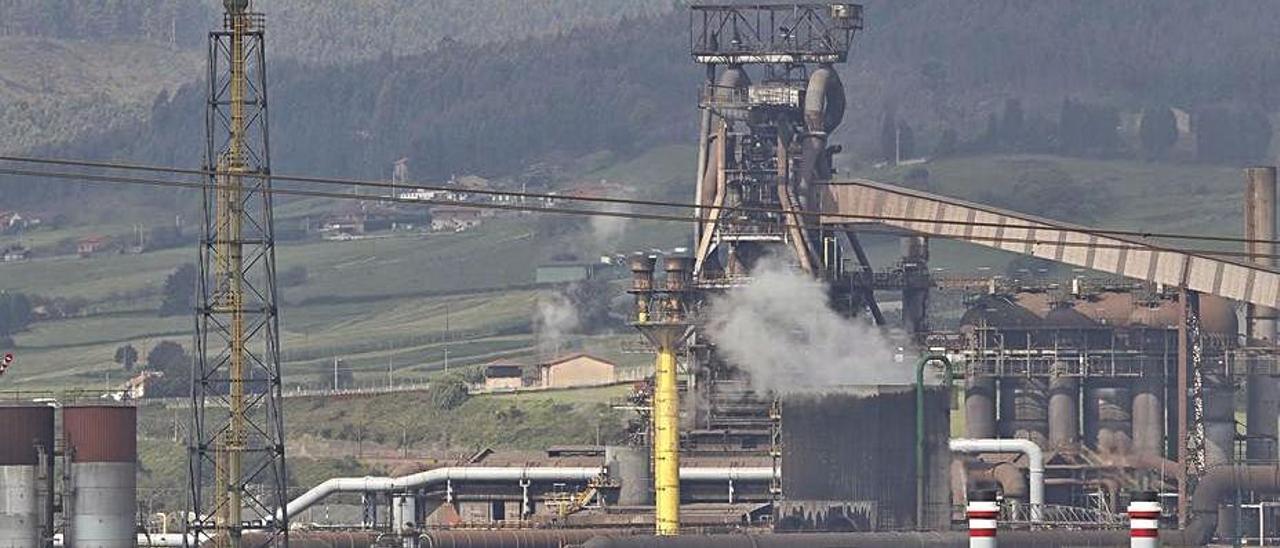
[1165,465,1280,546]
[803,65,846,134]
[59,532,375,548]
[1047,375,1079,450]
[1131,376,1164,459]
[965,377,997,439]
[63,405,136,548]
[420,530,626,548]
[653,343,681,536]
[1244,166,1280,462]
[915,355,952,529]
[285,466,774,518]
[797,65,845,208]
[949,439,1043,522]
[286,467,602,518]
[582,530,1137,547]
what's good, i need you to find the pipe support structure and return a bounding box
[949,438,1044,522]
[283,466,774,519]
[916,354,953,529]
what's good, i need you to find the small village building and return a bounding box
[538,353,616,389]
[482,363,525,391]
[77,235,110,257]
[2,245,29,262]
[431,206,485,232]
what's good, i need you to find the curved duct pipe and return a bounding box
[804,65,845,134]
[988,462,1029,500]
[285,466,775,518]
[714,66,751,124]
[285,467,603,519]
[797,66,845,207]
[949,438,1044,522]
[1164,465,1280,546]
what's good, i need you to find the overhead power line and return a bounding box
[4,165,1280,268]
[2,154,1279,248]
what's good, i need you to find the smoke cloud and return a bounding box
[588,201,630,249]
[704,258,910,393]
[534,290,579,357]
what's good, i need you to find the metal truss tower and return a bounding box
[188,1,289,546]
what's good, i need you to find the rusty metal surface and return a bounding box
[0,405,54,465]
[63,405,136,462]
[224,532,375,547]
[779,387,950,531]
[420,529,617,548]
[819,179,1280,309]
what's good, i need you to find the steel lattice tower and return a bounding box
[187,1,289,546]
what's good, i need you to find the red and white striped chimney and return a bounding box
[967,489,999,548]
[1127,491,1161,548]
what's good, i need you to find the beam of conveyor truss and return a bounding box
[818,179,1280,309]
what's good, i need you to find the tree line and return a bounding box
[882,98,1272,165]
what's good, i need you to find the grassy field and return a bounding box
[0,145,692,389]
[134,383,631,509]
[1,150,1252,390]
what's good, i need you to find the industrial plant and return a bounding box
[1,1,1278,548]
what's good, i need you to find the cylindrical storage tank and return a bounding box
[1047,375,1079,450]
[1131,376,1164,459]
[1007,379,1048,448]
[64,406,136,548]
[606,445,653,506]
[1089,386,1132,455]
[0,406,55,548]
[965,376,997,439]
[1202,383,1236,467]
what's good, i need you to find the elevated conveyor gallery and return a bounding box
[818,178,1280,309]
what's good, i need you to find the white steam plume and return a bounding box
[589,201,630,249]
[535,290,579,357]
[704,258,910,393]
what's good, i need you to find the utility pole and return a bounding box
[333,357,339,391]
[444,304,451,374]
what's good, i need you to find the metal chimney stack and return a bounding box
[1244,166,1280,462]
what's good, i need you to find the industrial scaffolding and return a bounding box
[188,2,289,547]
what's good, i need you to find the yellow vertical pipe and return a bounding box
[220,11,248,548]
[653,343,680,535]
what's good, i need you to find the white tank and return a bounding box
[0,466,40,547]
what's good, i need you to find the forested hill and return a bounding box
[0,0,676,62]
[13,1,1280,210]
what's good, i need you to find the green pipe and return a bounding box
[915,353,953,530]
